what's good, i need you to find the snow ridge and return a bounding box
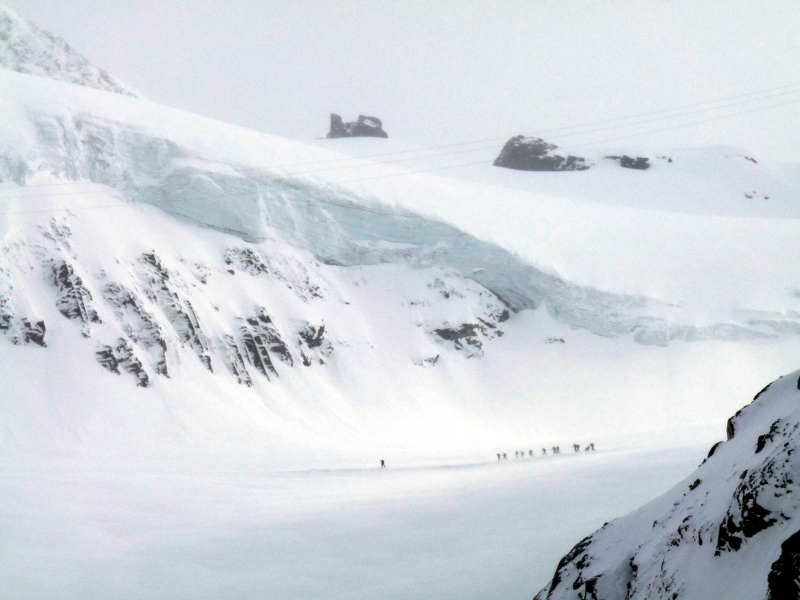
[0,4,137,97]
[533,370,800,600]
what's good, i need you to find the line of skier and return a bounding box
[496,442,595,462]
[378,442,598,469]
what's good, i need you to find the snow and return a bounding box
[534,368,800,599]
[0,15,799,598]
[0,184,797,464]
[2,67,800,338]
[0,441,707,600]
[1,66,800,460]
[0,4,136,97]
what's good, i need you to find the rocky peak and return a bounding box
[533,370,800,600]
[327,113,388,138]
[0,4,137,96]
[493,135,590,171]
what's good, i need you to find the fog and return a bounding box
[6,0,800,159]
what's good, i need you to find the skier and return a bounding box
[542,447,547,456]
[528,449,534,457]
[502,452,507,460]
[497,453,502,462]
[380,459,386,468]
[573,443,580,453]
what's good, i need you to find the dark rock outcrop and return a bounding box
[51,260,100,335]
[767,529,800,599]
[434,323,485,355]
[432,308,509,359]
[225,247,323,302]
[139,251,212,372]
[297,322,334,366]
[1,315,47,347]
[15,318,46,347]
[240,308,292,378]
[221,307,292,383]
[327,113,388,138]
[222,334,252,386]
[95,338,150,387]
[605,155,651,170]
[493,136,590,172]
[103,282,168,376]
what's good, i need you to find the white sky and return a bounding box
[6,0,800,159]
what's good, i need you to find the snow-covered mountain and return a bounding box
[533,369,800,600]
[2,8,800,464]
[0,4,136,97]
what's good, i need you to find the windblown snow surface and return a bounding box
[2,14,800,597]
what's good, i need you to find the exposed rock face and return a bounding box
[238,307,292,380]
[493,136,590,171]
[1,315,47,347]
[139,251,213,372]
[2,205,527,394]
[432,309,509,358]
[605,155,651,170]
[102,282,168,376]
[296,322,334,366]
[95,338,150,387]
[532,370,800,600]
[0,269,47,346]
[51,260,101,336]
[327,113,388,138]
[224,247,323,302]
[620,156,650,170]
[767,530,800,599]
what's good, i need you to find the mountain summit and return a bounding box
[0,4,136,96]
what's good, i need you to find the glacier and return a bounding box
[1,62,800,462]
[2,68,800,348]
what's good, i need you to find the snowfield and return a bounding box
[1,442,707,600]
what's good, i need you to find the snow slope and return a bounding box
[2,61,800,461]
[0,4,136,97]
[533,369,800,600]
[1,4,800,463]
